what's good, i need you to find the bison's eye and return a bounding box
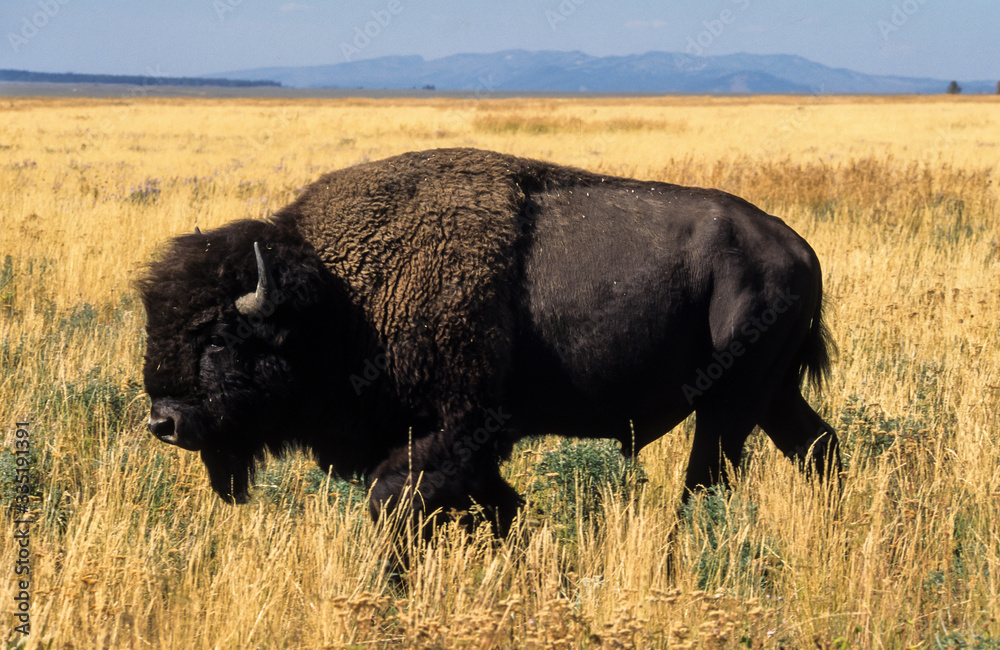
[206,335,226,351]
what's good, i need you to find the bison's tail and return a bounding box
[797,271,835,391]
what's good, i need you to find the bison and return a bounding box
[141,147,840,537]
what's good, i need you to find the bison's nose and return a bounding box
[147,405,200,451]
[148,414,176,442]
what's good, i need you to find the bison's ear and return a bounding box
[236,242,277,317]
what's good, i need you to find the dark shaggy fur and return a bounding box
[141,148,840,534]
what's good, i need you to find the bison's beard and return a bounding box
[200,447,257,504]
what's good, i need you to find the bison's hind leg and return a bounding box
[758,383,841,483]
[682,402,759,502]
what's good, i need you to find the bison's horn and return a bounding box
[235,242,275,316]
[194,226,202,235]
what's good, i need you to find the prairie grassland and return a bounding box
[1,95,999,648]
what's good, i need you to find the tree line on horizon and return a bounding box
[0,69,280,88]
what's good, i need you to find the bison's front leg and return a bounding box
[366,432,522,541]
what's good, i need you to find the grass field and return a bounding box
[1,94,999,648]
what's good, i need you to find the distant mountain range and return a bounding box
[215,50,997,94]
[5,52,993,95]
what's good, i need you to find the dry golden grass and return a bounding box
[1,95,999,648]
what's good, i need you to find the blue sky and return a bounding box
[1,0,997,81]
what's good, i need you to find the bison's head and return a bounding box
[139,222,342,502]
